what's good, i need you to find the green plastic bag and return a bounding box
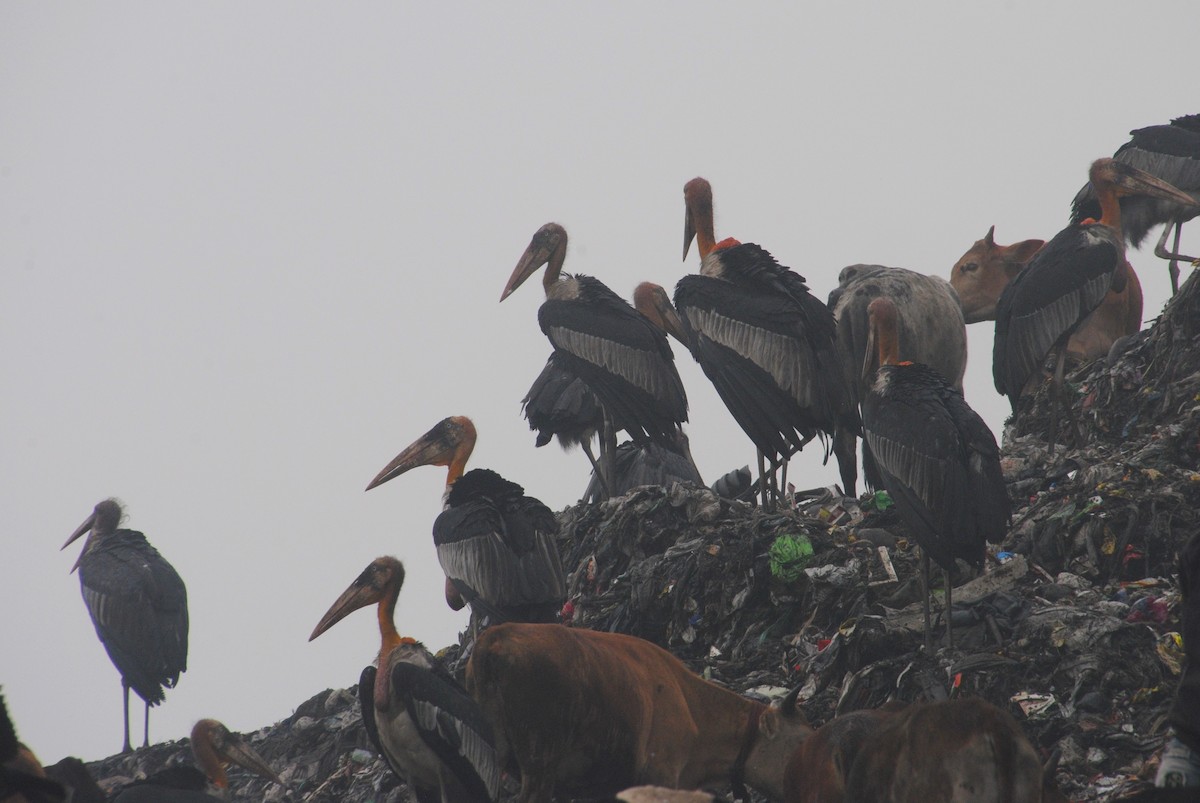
[769,534,814,583]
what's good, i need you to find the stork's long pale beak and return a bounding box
[1096,158,1200,206]
[365,416,475,491]
[216,731,283,786]
[309,578,381,641]
[501,222,567,302]
[309,557,404,641]
[366,433,453,490]
[501,239,552,302]
[634,282,691,347]
[197,719,284,787]
[684,205,696,261]
[62,512,96,573]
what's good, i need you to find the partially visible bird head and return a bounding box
[365,415,477,491]
[633,282,690,345]
[190,718,282,789]
[308,557,406,641]
[60,498,125,573]
[683,177,714,261]
[866,297,902,372]
[1090,158,1199,206]
[501,222,568,301]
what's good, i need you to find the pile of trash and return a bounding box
[76,272,1200,801]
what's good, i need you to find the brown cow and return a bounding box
[783,707,893,803]
[950,225,1142,363]
[466,623,811,803]
[784,699,1065,803]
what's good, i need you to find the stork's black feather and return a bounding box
[1071,114,1200,246]
[674,243,858,468]
[521,352,604,449]
[862,363,1009,572]
[434,469,565,615]
[993,223,1120,404]
[359,646,499,803]
[538,275,687,446]
[392,661,499,803]
[581,437,704,500]
[76,529,189,706]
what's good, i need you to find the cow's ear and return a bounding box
[758,708,780,739]
[1005,239,1044,268]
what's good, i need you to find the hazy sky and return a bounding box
[3,2,1195,764]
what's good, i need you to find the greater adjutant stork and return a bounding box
[365,416,565,625]
[995,158,1198,430]
[828,264,967,494]
[311,557,499,803]
[861,297,1010,649]
[520,281,702,499]
[111,719,281,802]
[1071,115,1200,294]
[675,177,859,503]
[61,499,188,754]
[501,223,689,495]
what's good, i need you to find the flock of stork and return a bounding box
[8,115,1199,803]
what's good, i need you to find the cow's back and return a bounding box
[468,624,698,796]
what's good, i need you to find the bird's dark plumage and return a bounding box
[675,243,858,465]
[993,223,1120,404]
[1071,114,1200,247]
[863,362,1009,571]
[539,274,688,447]
[435,469,564,619]
[63,499,188,753]
[77,528,190,705]
[521,351,605,450]
[360,655,499,803]
[581,436,705,501]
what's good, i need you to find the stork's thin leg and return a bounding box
[1047,347,1083,451]
[142,699,150,748]
[121,681,132,754]
[944,566,954,650]
[1154,220,1197,295]
[600,414,618,500]
[757,449,769,510]
[580,439,610,501]
[922,550,933,653]
[780,458,790,506]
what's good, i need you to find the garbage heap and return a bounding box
[79,272,1200,801]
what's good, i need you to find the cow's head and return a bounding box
[743,685,813,799]
[950,225,1044,322]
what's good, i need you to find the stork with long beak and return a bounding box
[309,557,499,803]
[112,719,282,802]
[861,297,1009,650]
[366,416,565,625]
[500,223,690,496]
[675,177,859,506]
[60,499,188,754]
[995,158,1199,445]
[520,280,703,500]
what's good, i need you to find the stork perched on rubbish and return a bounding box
[61,498,188,754]
[501,223,689,496]
[520,281,701,499]
[995,158,1198,445]
[1071,114,1200,294]
[366,416,565,625]
[861,297,1009,649]
[310,557,499,803]
[675,177,858,505]
[111,719,281,802]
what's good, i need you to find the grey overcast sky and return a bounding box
[3,1,1195,764]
